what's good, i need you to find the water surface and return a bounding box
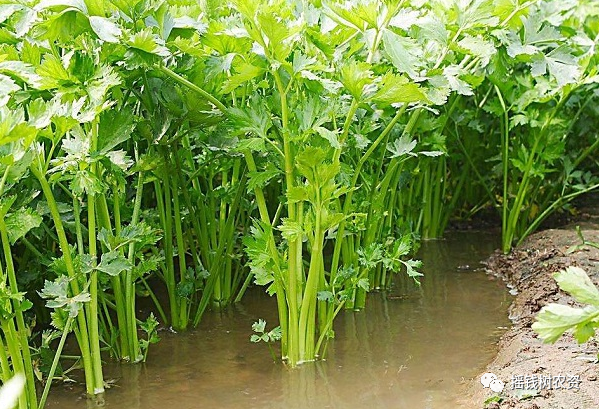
[46,231,511,409]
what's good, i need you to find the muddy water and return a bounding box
[45,231,511,409]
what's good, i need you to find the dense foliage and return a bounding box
[0,0,597,407]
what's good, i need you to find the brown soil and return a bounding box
[462,214,599,409]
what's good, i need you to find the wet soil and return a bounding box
[464,213,599,409]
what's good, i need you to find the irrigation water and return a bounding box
[45,231,511,409]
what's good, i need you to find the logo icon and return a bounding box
[481,372,504,393]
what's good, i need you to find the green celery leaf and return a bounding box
[315,126,340,149]
[532,304,599,344]
[371,72,427,105]
[247,164,281,191]
[278,218,303,241]
[317,291,333,302]
[554,266,599,307]
[402,259,423,279]
[382,30,423,80]
[339,61,373,100]
[4,207,42,245]
[222,62,265,94]
[387,136,417,158]
[88,16,121,43]
[97,251,131,276]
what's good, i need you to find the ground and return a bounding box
[462,213,599,409]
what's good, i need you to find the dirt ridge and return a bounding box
[463,225,599,409]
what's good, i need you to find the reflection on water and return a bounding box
[45,231,511,409]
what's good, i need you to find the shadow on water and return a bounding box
[45,231,512,409]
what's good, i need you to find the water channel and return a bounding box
[46,231,512,409]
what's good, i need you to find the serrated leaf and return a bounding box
[235,138,266,152]
[532,304,599,344]
[70,170,103,196]
[443,65,473,96]
[356,278,369,291]
[530,47,580,87]
[415,14,448,46]
[36,54,71,90]
[295,146,327,174]
[292,52,317,74]
[278,218,303,241]
[402,259,423,280]
[387,136,417,158]
[89,16,121,43]
[371,72,427,105]
[323,212,345,231]
[340,61,373,100]
[4,207,41,245]
[554,267,599,307]
[315,126,340,149]
[382,30,423,80]
[97,108,135,154]
[222,62,265,94]
[357,244,383,269]
[39,276,69,300]
[317,290,333,302]
[126,28,170,57]
[97,251,131,276]
[106,150,133,171]
[256,12,301,61]
[228,103,272,140]
[247,165,281,191]
[457,35,496,66]
[252,318,266,333]
[389,8,420,30]
[286,186,308,203]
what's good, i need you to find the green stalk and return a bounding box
[0,191,37,407]
[0,319,27,409]
[241,151,289,358]
[155,169,179,330]
[32,164,97,395]
[139,277,168,325]
[171,172,188,330]
[503,94,569,252]
[72,198,85,256]
[38,315,74,409]
[87,122,105,394]
[298,201,323,362]
[518,182,599,244]
[192,173,247,326]
[234,271,253,303]
[158,66,227,113]
[109,187,133,360]
[272,68,302,366]
[0,335,11,381]
[494,85,510,252]
[330,105,408,282]
[126,172,144,361]
[96,193,129,360]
